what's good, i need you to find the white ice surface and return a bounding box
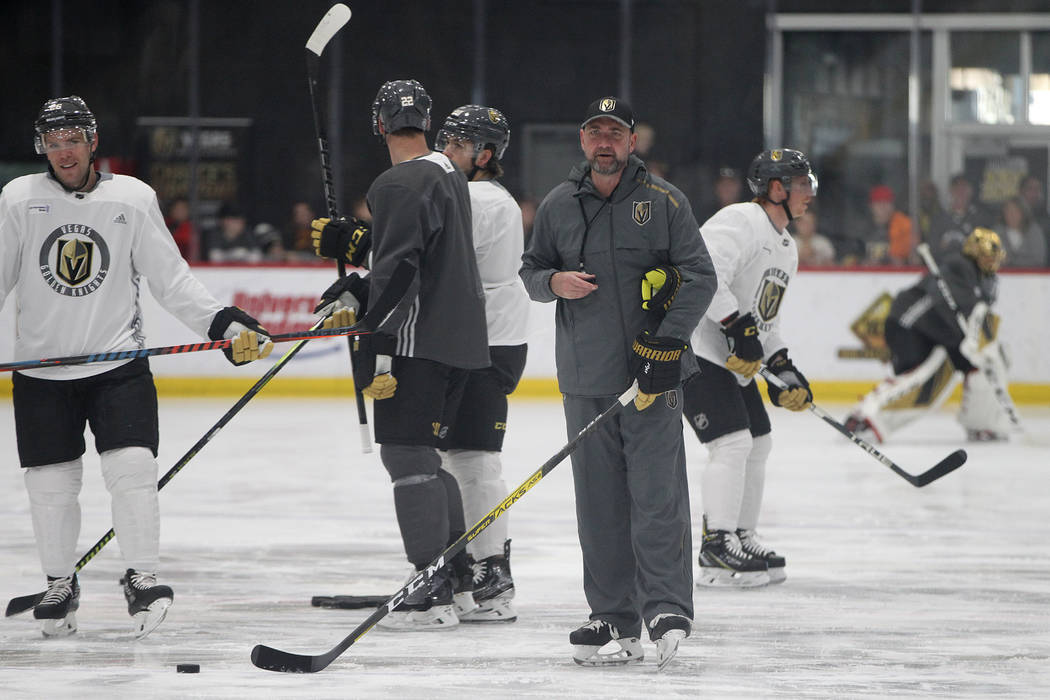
[1,396,1048,699]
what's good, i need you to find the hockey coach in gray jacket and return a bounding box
[520,96,715,667]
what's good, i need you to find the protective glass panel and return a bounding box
[1031,32,1050,126]
[950,32,1021,125]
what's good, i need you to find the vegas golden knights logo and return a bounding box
[488,109,500,123]
[57,238,93,285]
[600,98,616,112]
[633,201,651,226]
[757,278,784,321]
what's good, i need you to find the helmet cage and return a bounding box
[434,105,510,161]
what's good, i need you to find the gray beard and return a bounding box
[589,155,626,176]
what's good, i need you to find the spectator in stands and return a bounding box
[284,200,317,261]
[918,179,943,246]
[997,196,1046,267]
[164,197,199,262]
[204,202,263,263]
[791,209,835,266]
[1019,175,1050,254]
[866,185,915,266]
[929,174,988,257]
[696,166,744,224]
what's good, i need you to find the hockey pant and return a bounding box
[849,346,960,442]
[24,446,160,577]
[442,449,507,560]
[702,430,772,533]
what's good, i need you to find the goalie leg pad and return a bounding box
[958,368,1012,439]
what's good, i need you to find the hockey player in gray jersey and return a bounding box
[436,105,529,623]
[311,80,489,630]
[521,96,715,668]
[683,148,816,588]
[0,96,272,639]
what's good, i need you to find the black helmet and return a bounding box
[435,105,510,160]
[746,148,816,198]
[34,95,97,154]
[371,79,431,136]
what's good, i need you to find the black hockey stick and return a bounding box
[251,383,639,673]
[305,3,371,453]
[5,263,414,619]
[759,367,966,488]
[915,243,1023,431]
[311,595,387,609]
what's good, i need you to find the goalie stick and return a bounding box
[304,3,372,453]
[4,262,414,618]
[915,243,1023,431]
[250,383,639,673]
[759,368,966,488]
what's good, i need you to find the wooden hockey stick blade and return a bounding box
[912,448,967,487]
[251,384,638,673]
[310,595,387,609]
[306,4,351,57]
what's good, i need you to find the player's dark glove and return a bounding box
[208,306,274,366]
[765,348,812,411]
[641,265,682,319]
[631,331,686,411]
[314,273,370,330]
[721,311,763,380]
[352,333,397,400]
[311,216,371,268]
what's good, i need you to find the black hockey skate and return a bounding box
[121,569,173,639]
[648,614,690,670]
[570,619,643,667]
[34,574,80,638]
[378,563,458,631]
[737,528,787,584]
[459,539,517,623]
[698,528,770,588]
[450,551,479,618]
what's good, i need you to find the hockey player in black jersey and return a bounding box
[311,80,489,630]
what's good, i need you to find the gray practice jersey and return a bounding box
[366,151,489,369]
[0,171,223,380]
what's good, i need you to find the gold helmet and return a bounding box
[962,227,1005,273]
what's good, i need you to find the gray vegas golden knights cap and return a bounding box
[581,96,635,131]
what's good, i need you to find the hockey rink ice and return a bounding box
[0,393,1047,698]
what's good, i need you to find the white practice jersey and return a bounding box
[691,202,797,376]
[0,172,224,380]
[468,179,530,346]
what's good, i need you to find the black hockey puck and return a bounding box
[176,664,200,673]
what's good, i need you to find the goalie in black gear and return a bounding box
[844,227,1012,443]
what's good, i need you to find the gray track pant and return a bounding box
[563,389,694,639]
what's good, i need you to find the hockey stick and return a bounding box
[310,595,387,609]
[915,243,1023,431]
[5,264,414,618]
[759,367,966,488]
[251,383,639,673]
[0,326,364,373]
[5,318,328,617]
[305,4,371,453]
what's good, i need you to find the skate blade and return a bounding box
[572,638,643,666]
[767,567,787,584]
[458,597,517,623]
[452,591,479,617]
[133,597,172,639]
[41,612,78,638]
[377,605,459,631]
[656,629,687,670]
[697,567,770,588]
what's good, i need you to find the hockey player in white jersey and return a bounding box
[683,148,816,587]
[437,105,530,623]
[0,96,273,638]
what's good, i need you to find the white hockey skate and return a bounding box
[121,569,173,639]
[570,619,644,667]
[649,614,691,670]
[35,574,80,638]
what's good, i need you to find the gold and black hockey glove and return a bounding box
[311,216,372,268]
[314,273,370,330]
[631,331,686,411]
[352,333,397,400]
[765,349,812,411]
[721,311,763,380]
[208,306,274,366]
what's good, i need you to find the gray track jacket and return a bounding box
[520,155,716,396]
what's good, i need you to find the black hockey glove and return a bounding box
[314,273,370,330]
[641,265,682,320]
[351,332,397,400]
[765,348,812,412]
[208,306,274,366]
[631,331,686,411]
[311,216,371,268]
[721,311,763,380]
